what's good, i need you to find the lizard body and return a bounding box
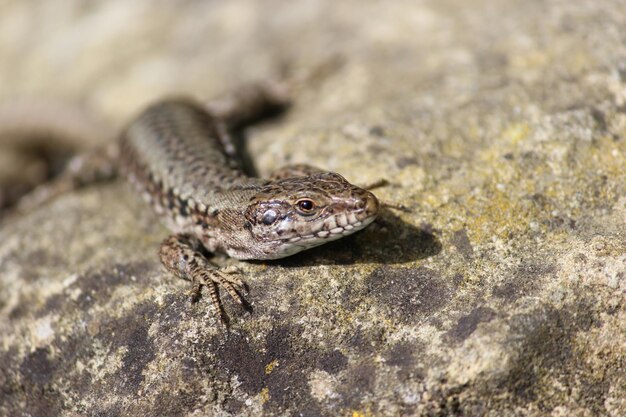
[119,93,379,321]
[2,85,381,322]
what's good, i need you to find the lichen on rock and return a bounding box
[1,1,625,416]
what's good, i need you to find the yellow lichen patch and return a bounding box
[264,359,279,375]
[346,404,374,417]
[510,50,549,72]
[259,387,270,404]
[502,123,531,146]
[588,135,626,177]
[464,185,539,241]
[348,408,373,417]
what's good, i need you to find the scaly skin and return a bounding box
[0,83,380,323]
[120,96,380,322]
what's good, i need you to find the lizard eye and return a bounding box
[296,199,316,214]
[261,209,278,225]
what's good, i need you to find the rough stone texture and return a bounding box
[1,1,625,416]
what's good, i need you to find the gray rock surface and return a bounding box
[1,0,624,416]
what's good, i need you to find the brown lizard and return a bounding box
[2,83,381,323]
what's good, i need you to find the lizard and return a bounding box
[2,82,381,324]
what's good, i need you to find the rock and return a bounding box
[0,1,624,416]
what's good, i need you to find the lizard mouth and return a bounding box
[271,190,380,256]
[316,190,380,238]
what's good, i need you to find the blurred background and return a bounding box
[0,0,626,211]
[1,0,624,213]
[1,1,625,416]
[1,0,457,209]
[0,0,456,119]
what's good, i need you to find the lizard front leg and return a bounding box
[158,234,248,324]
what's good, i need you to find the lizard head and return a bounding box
[243,172,380,259]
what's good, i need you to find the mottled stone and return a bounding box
[1,0,625,416]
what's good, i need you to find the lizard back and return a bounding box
[120,99,264,233]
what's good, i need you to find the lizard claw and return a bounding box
[219,266,248,292]
[160,234,251,324]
